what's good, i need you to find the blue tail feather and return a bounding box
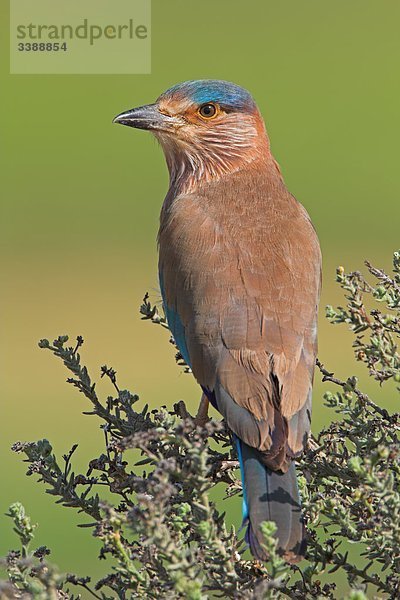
[238,440,306,562]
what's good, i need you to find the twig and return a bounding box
[316,358,390,419]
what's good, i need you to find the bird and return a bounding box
[113,80,321,563]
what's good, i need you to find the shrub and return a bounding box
[1,253,399,599]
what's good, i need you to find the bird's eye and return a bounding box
[198,103,217,119]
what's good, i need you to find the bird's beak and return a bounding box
[113,103,175,132]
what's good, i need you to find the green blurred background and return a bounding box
[1,0,399,592]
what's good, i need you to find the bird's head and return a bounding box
[113,80,270,187]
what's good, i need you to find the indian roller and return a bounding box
[113,80,321,562]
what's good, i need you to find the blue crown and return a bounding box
[159,80,257,112]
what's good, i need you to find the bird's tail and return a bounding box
[235,436,306,563]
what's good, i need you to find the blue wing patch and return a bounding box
[233,433,249,521]
[159,272,192,368]
[159,275,248,522]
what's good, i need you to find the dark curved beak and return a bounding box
[113,103,174,131]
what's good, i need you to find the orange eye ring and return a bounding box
[198,103,218,119]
